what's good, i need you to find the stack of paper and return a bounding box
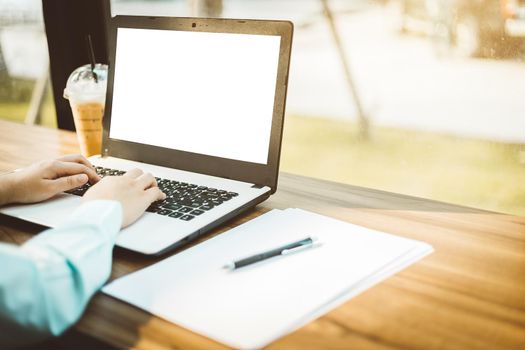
[103,209,433,349]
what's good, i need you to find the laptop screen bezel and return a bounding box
[102,16,293,193]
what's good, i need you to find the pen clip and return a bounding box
[282,241,321,255]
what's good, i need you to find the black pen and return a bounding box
[223,236,321,270]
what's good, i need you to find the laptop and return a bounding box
[0,16,293,255]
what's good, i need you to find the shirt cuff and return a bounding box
[63,200,123,241]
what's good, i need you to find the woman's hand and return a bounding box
[83,168,166,228]
[0,155,100,206]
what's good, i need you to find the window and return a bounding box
[0,0,56,127]
[9,0,520,216]
[112,0,524,217]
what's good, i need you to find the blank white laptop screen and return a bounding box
[109,27,281,165]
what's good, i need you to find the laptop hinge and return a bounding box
[251,183,265,189]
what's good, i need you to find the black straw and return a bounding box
[86,34,98,83]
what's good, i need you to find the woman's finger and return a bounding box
[49,174,89,193]
[49,161,100,184]
[123,168,143,179]
[135,172,157,190]
[145,186,166,203]
[57,154,94,169]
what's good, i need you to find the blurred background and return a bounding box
[0,0,524,216]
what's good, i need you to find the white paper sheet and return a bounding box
[103,208,433,349]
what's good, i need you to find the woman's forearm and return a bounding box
[0,200,122,348]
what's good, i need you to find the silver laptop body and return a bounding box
[1,16,293,255]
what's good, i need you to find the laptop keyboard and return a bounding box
[65,166,238,222]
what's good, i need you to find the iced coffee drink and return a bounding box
[64,64,108,157]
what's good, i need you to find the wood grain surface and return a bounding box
[1,119,524,350]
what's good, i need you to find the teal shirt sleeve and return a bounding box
[0,200,122,349]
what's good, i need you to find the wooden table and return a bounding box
[1,119,524,350]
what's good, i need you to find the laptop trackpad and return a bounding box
[0,194,82,228]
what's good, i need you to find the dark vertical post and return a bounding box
[42,0,111,130]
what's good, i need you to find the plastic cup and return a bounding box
[63,64,108,157]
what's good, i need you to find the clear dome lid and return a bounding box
[63,63,108,102]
